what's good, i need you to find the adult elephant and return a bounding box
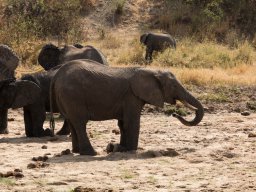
[20,44,108,137]
[38,43,108,70]
[0,45,40,134]
[50,59,204,156]
[140,32,176,61]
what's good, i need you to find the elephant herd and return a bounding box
[0,32,203,156]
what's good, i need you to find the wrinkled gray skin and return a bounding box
[20,44,108,137]
[38,43,108,70]
[0,45,40,134]
[140,32,176,61]
[50,59,204,156]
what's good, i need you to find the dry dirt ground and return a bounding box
[0,108,255,192]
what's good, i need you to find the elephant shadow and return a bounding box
[0,135,70,144]
[48,148,180,163]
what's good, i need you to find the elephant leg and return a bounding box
[120,115,141,151]
[145,47,153,61]
[71,119,96,156]
[68,121,79,153]
[56,119,70,135]
[118,120,125,146]
[0,108,8,134]
[25,103,49,137]
[23,107,33,137]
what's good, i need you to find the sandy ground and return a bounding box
[0,109,255,192]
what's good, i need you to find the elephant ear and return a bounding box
[38,44,60,71]
[131,69,164,108]
[11,80,41,109]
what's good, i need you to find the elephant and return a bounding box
[0,78,41,134]
[18,44,108,137]
[0,44,39,134]
[49,59,204,156]
[38,43,108,70]
[140,32,176,61]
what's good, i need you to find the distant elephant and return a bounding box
[50,59,204,156]
[38,43,108,70]
[140,32,176,61]
[0,79,41,134]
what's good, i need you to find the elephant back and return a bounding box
[60,45,108,65]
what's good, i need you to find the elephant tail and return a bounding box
[49,79,56,137]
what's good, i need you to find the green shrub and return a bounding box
[1,0,83,44]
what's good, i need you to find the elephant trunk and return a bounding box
[173,87,204,126]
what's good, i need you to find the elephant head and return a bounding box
[0,44,20,80]
[140,33,149,45]
[131,69,204,126]
[38,43,108,71]
[37,43,61,71]
[0,79,41,109]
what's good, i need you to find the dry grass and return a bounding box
[9,31,256,87]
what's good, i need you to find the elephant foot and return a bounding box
[106,143,127,153]
[79,149,97,156]
[56,127,70,135]
[43,128,53,137]
[0,128,9,134]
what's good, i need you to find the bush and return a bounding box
[1,0,83,44]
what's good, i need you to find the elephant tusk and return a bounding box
[180,101,197,111]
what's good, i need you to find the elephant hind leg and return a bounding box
[56,120,70,135]
[68,120,79,153]
[70,119,97,156]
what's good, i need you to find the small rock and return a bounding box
[248,132,256,137]
[27,163,36,169]
[112,129,120,135]
[241,111,250,116]
[14,172,24,178]
[61,149,71,155]
[5,171,14,177]
[0,172,3,177]
[41,145,47,149]
[7,118,15,121]
[106,143,114,153]
[14,169,22,173]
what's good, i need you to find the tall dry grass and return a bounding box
[7,31,256,87]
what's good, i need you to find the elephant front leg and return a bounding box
[25,104,49,137]
[145,47,153,62]
[0,108,8,134]
[118,116,141,151]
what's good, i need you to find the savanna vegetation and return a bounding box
[0,0,255,87]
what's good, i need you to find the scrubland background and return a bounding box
[0,1,256,191]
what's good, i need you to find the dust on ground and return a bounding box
[0,105,255,191]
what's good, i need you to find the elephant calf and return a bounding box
[140,32,176,61]
[50,59,204,156]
